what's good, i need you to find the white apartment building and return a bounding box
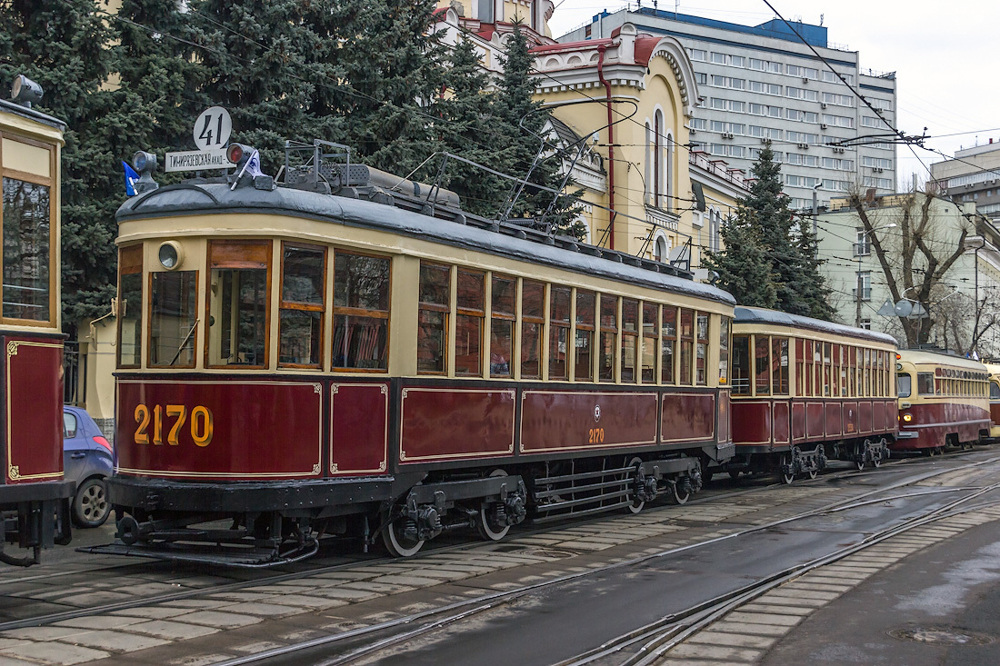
[559,8,898,211]
[932,141,1000,222]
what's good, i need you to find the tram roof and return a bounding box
[897,348,989,372]
[0,98,66,131]
[733,306,898,346]
[116,181,736,306]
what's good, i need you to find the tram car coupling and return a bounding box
[894,350,991,454]
[0,85,74,566]
[97,140,736,565]
[724,307,898,484]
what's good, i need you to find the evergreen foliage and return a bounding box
[705,146,834,320]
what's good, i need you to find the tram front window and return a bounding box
[207,241,271,368]
[150,271,197,367]
[898,374,912,399]
[2,178,50,322]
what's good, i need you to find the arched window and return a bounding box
[653,232,670,263]
[653,110,663,207]
[645,122,653,206]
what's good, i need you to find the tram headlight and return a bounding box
[227,143,253,168]
[11,74,43,107]
[901,412,913,423]
[158,241,183,270]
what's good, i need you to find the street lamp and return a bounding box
[856,223,897,327]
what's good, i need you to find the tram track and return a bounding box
[182,452,1000,666]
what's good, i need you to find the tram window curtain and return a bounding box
[520,280,545,379]
[2,177,51,322]
[549,286,571,380]
[207,240,271,369]
[417,262,450,374]
[621,299,639,383]
[491,275,515,378]
[641,302,658,384]
[599,295,618,382]
[661,307,677,384]
[574,290,595,382]
[456,269,485,376]
[118,245,143,368]
[280,244,326,369]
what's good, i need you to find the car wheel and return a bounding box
[73,477,110,528]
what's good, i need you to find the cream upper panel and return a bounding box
[2,138,51,179]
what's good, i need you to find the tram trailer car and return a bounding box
[984,363,1000,439]
[727,307,898,483]
[106,142,737,564]
[895,350,990,454]
[0,89,74,566]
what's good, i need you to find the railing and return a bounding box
[688,151,750,190]
[63,340,86,407]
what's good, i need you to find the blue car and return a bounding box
[63,406,114,528]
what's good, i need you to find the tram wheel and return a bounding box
[808,468,818,480]
[670,479,691,505]
[780,456,795,485]
[382,513,424,558]
[729,470,741,480]
[855,458,866,471]
[477,470,512,540]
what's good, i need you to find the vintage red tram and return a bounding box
[894,350,990,453]
[106,142,736,563]
[0,87,73,566]
[727,307,898,482]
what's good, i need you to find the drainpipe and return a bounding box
[597,44,616,250]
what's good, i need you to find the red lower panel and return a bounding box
[806,402,825,439]
[992,401,1000,426]
[773,401,790,444]
[791,402,806,441]
[661,392,716,443]
[718,391,730,443]
[895,401,990,450]
[5,338,62,484]
[400,387,515,462]
[331,383,389,475]
[873,400,886,431]
[825,403,842,438]
[859,401,873,433]
[521,390,657,454]
[117,379,323,479]
[732,401,771,446]
[843,401,860,436]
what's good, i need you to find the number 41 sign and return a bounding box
[194,106,232,151]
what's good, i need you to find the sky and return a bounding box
[547,0,1000,189]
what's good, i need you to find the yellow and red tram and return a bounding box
[107,144,736,563]
[984,363,1000,439]
[895,350,990,454]
[0,88,73,566]
[728,307,898,482]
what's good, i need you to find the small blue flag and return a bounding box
[230,149,265,190]
[122,160,139,196]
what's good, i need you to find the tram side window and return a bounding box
[118,245,143,368]
[830,344,839,397]
[840,346,848,396]
[823,342,832,396]
[417,262,450,374]
[795,339,804,396]
[661,307,677,384]
[549,286,571,380]
[2,177,50,322]
[754,335,770,395]
[679,308,694,385]
[491,275,515,378]
[456,269,485,376]
[521,280,545,379]
[621,298,639,383]
[641,302,658,384]
[991,382,999,400]
[207,240,270,368]
[732,334,750,395]
[719,316,731,386]
[575,290,595,381]
[149,271,198,367]
[696,313,709,385]
[280,244,325,368]
[334,251,390,371]
[898,374,912,398]
[599,295,618,382]
[916,372,935,396]
[772,337,789,395]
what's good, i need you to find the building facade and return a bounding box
[816,193,1000,357]
[931,141,1000,222]
[559,8,898,212]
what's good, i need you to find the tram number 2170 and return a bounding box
[134,404,214,447]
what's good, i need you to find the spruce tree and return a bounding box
[0,0,117,327]
[793,218,836,320]
[437,36,506,217]
[703,211,778,308]
[494,22,584,238]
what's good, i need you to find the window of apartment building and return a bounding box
[855,271,872,301]
[786,87,819,101]
[688,48,707,61]
[690,118,707,131]
[822,114,854,128]
[712,121,745,135]
[785,153,818,167]
[862,156,893,169]
[822,70,854,85]
[869,97,891,110]
[696,72,707,85]
[750,148,783,161]
[823,92,855,107]
[786,64,803,76]
[822,179,850,192]
[711,76,745,90]
[749,58,766,71]
[862,116,888,128]
[710,52,727,64]
[860,318,871,330]
[730,55,745,67]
